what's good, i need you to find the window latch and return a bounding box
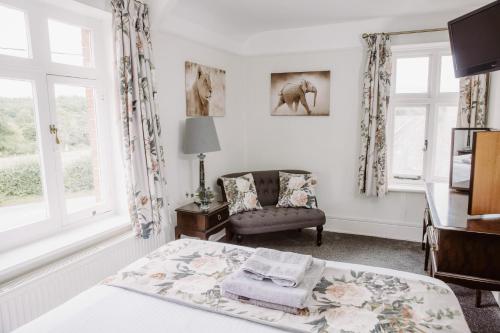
[49,124,61,144]
[423,139,428,152]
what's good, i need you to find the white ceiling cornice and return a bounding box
[148,0,490,56]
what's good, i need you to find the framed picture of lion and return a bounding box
[185,61,226,117]
[270,70,330,116]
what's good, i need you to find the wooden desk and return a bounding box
[423,183,500,306]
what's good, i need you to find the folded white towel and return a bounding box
[223,291,308,315]
[241,247,313,287]
[221,259,325,309]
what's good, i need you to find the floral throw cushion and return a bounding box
[277,172,317,208]
[221,173,263,215]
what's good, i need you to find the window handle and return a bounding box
[423,139,428,152]
[49,124,61,144]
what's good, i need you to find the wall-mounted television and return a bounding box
[448,1,500,78]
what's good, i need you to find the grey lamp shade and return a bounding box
[182,117,221,154]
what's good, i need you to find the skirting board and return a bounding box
[324,216,421,242]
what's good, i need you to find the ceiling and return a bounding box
[160,0,491,39]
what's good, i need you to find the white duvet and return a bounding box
[14,257,462,333]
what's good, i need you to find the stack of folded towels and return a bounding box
[221,248,325,315]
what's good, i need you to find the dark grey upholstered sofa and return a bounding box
[217,170,326,246]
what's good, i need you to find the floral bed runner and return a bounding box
[104,239,470,333]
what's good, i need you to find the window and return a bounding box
[48,19,93,67]
[0,0,119,251]
[395,57,429,94]
[388,44,460,189]
[0,78,47,230]
[0,4,30,58]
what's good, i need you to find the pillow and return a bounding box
[276,172,317,209]
[221,173,263,215]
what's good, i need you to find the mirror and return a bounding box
[449,128,491,191]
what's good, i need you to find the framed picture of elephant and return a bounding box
[185,61,226,117]
[270,70,330,116]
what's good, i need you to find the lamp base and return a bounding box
[196,153,213,211]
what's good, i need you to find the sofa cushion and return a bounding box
[229,205,326,234]
[277,172,317,209]
[220,173,263,215]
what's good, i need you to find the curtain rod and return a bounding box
[362,27,448,39]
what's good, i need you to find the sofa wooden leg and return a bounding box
[475,290,482,308]
[236,234,243,244]
[225,227,233,242]
[316,225,323,246]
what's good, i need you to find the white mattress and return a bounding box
[14,259,448,333]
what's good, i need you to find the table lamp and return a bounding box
[182,117,221,210]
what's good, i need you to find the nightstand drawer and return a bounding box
[208,208,229,229]
[174,202,230,241]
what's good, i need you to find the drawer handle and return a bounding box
[217,214,222,221]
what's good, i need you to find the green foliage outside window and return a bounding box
[0,96,95,206]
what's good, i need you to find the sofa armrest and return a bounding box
[216,178,227,202]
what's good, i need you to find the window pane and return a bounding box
[0,5,29,58]
[395,57,429,94]
[0,78,47,230]
[433,106,458,179]
[392,106,427,177]
[54,84,102,214]
[440,56,459,93]
[48,20,93,67]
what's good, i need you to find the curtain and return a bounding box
[111,0,169,238]
[358,34,392,197]
[457,74,490,128]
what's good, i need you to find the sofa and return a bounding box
[217,170,326,246]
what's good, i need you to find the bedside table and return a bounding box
[174,202,230,241]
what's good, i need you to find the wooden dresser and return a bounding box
[424,183,500,305]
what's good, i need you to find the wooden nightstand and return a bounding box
[174,202,230,241]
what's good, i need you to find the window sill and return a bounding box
[0,215,130,284]
[388,183,425,193]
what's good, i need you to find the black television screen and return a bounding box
[448,1,500,78]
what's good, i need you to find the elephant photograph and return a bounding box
[185,61,225,117]
[270,70,330,116]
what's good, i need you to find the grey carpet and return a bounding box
[225,229,500,333]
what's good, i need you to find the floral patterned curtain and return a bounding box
[457,74,490,128]
[358,34,392,197]
[111,0,169,238]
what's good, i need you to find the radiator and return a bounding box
[0,231,166,333]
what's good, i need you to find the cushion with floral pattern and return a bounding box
[276,172,317,209]
[221,173,263,215]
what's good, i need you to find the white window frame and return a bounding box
[46,75,114,224]
[0,1,33,59]
[388,42,459,191]
[0,0,123,252]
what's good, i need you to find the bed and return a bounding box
[14,239,470,333]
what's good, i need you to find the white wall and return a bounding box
[242,47,426,241]
[151,25,458,242]
[153,13,500,243]
[153,32,247,221]
[488,72,500,128]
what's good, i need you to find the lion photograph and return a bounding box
[185,61,225,117]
